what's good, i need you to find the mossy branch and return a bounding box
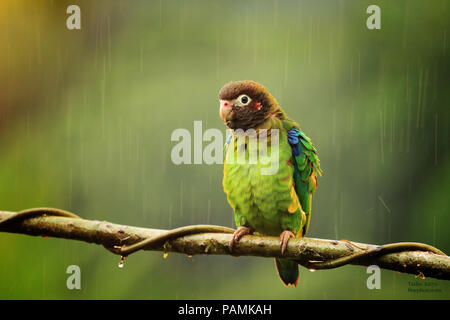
[0,209,449,280]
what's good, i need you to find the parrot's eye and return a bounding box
[236,94,251,106]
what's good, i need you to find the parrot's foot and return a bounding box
[229,226,253,252]
[279,230,295,255]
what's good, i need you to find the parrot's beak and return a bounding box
[219,99,232,122]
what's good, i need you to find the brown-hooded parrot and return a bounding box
[219,80,321,286]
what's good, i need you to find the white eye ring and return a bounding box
[235,94,251,106]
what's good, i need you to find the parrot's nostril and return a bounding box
[220,100,231,109]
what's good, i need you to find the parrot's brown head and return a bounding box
[218,80,281,130]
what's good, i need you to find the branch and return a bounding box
[0,210,449,280]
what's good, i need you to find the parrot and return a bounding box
[219,80,321,286]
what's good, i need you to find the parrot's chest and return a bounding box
[223,135,298,235]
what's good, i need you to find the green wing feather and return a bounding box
[286,125,321,235]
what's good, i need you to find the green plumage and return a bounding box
[220,80,321,286]
[223,118,320,286]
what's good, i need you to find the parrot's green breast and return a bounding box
[223,130,304,236]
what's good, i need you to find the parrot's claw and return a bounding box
[280,230,295,255]
[229,226,253,253]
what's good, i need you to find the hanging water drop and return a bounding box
[118,256,125,268]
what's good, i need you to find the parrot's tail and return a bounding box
[274,258,299,287]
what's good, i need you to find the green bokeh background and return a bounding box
[0,0,449,299]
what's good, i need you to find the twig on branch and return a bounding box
[0,208,449,280]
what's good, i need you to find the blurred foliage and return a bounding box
[0,0,449,299]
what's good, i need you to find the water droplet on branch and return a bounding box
[118,256,125,268]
